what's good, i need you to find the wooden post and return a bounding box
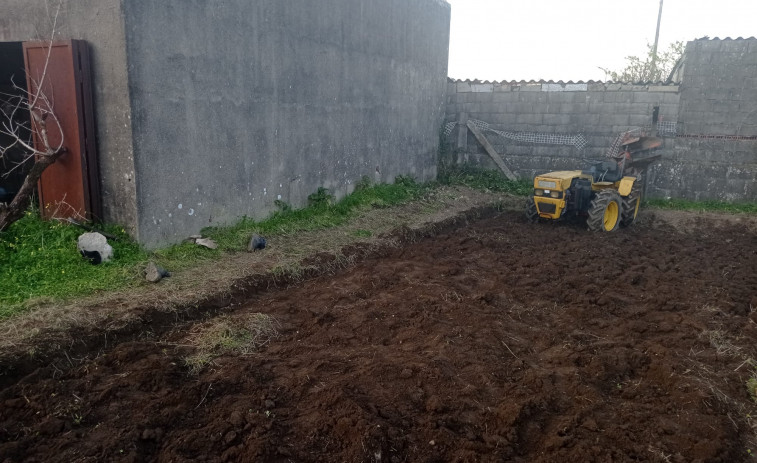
[456,112,469,153]
[455,112,468,164]
[466,120,518,181]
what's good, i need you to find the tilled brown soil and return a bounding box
[2,210,757,462]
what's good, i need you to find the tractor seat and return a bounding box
[583,161,623,183]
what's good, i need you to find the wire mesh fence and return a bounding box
[445,119,588,149]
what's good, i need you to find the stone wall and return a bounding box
[445,80,679,179]
[446,37,757,201]
[646,138,756,200]
[123,0,451,247]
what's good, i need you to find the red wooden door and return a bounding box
[23,40,100,221]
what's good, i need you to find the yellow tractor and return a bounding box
[525,132,661,232]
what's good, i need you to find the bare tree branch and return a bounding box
[0,0,66,231]
[29,0,62,110]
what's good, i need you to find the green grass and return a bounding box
[438,164,532,196]
[187,176,430,253]
[645,198,757,214]
[0,209,148,317]
[0,177,430,318]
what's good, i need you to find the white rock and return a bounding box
[195,238,218,249]
[77,232,113,263]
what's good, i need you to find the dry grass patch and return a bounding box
[700,329,746,357]
[687,326,757,454]
[183,313,280,374]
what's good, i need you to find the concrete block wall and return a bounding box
[660,38,757,201]
[446,38,757,201]
[445,80,680,181]
[678,38,757,136]
[646,138,757,201]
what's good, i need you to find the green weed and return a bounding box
[307,187,335,208]
[437,165,531,196]
[194,176,430,251]
[645,198,757,214]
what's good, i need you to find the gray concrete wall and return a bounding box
[123,0,451,248]
[445,80,680,180]
[0,0,138,233]
[678,38,757,136]
[446,38,757,201]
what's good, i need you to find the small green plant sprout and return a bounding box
[307,187,335,208]
[354,175,373,191]
[274,199,292,213]
[746,376,757,402]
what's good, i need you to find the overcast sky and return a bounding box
[446,0,757,82]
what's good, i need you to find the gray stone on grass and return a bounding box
[77,232,113,264]
[144,261,171,283]
[194,237,218,249]
[247,234,266,252]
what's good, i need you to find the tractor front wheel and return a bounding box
[587,189,622,232]
[525,196,539,222]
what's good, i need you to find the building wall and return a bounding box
[123,0,451,247]
[0,0,139,233]
[445,38,757,201]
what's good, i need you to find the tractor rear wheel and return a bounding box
[587,189,622,232]
[620,183,641,227]
[525,196,538,222]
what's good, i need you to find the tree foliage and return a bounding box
[601,41,684,83]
